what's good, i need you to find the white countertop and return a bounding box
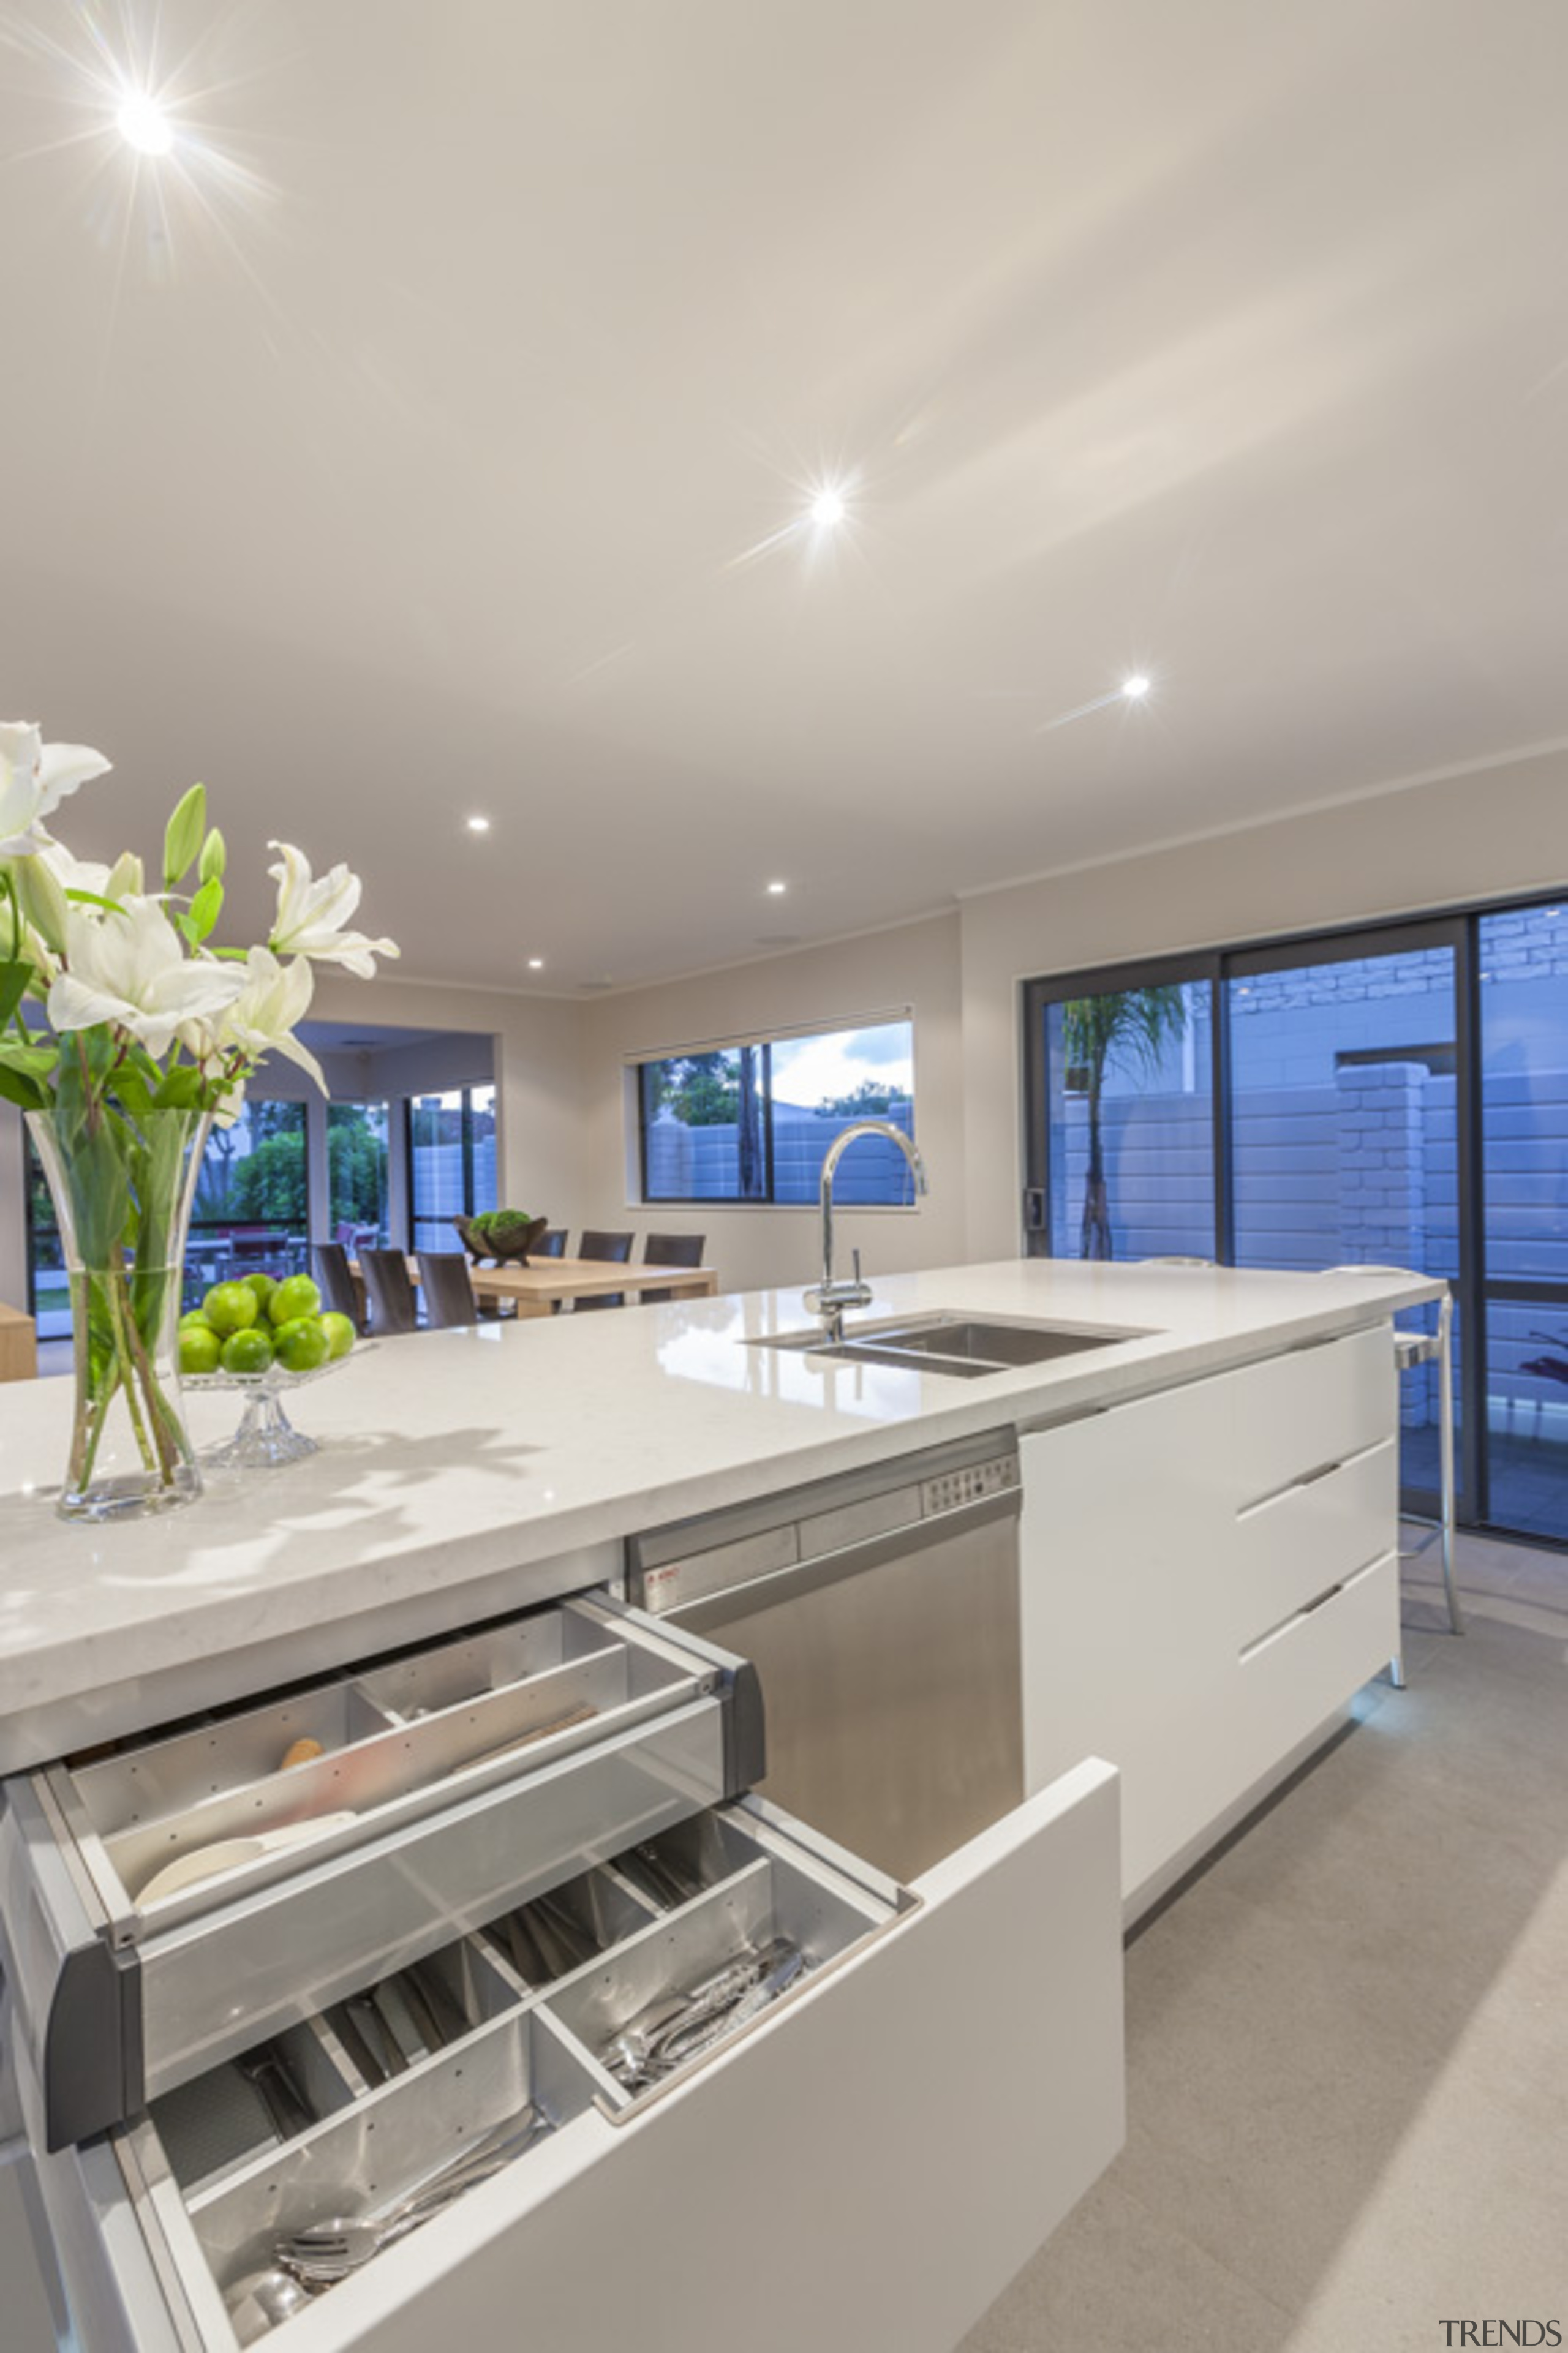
[0,1260,1439,1769]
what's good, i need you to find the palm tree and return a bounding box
[1060,987,1188,1259]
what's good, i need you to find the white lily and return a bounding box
[268,841,399,978]
[211,946,327,1092]
[47,895,247,1060]
[0,723,111,857]
[36,837,145,906]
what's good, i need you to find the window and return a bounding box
[638,1020,916,1205]
[1023,908,1568,1535]
[410,1083,499,1251]
[328,1102,391,1249]
[185,1101,311,1305]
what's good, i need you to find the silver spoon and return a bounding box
[225,2264,317,2343]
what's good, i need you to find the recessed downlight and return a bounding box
[116,92,175,155]
[527,957,544,970]
[766,879,788,895]
[466,814,491,834]
[810,488,847,529]
[1121,674,1151,700]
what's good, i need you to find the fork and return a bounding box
[275,2110,543,2282]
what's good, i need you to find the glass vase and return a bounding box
[28,1106,210,1523]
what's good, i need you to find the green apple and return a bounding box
[269,1274,322,1327]
[203,1281,259,1336]
[221,1325,274,1375]
[318,1311,356,1361]
[274,1316,330,1374]
[178,1325,222,1376]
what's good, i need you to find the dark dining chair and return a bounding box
[417,1251,480,1331]
[573,1229,634,1311]
[360,1248,420,1336]
[312,1243,364,1331]
[535,1229,567,1258]
[639,1232,706,1305]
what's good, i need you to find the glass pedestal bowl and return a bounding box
[185,1348,365,1470]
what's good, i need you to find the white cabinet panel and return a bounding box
[1021,1328,1400,1915]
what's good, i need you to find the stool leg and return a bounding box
[1387,1653,1406,1690]
[1436,1290,1463,1636]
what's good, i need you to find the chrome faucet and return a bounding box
[804,1120,929,1341]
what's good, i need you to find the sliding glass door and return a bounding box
[1226,924,1469,1519]
[1031,968,1218,1262]
[1478,903,1568,1539]
[1023,911,1532,1535]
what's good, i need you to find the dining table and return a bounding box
[353,1255,720,1320]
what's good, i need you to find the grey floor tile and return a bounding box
[961,2171,1291,2353]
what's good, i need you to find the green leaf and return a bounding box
[163,784,208,890]
[64,888,129,918]
[199,827,227,885]
[0,1064,45,1112]
[0,1042,58,1078]
[0,958,34,1028]
[189,875,224,941]
[152,1065,206,1110]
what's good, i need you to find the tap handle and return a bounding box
[852,1249,862,1284]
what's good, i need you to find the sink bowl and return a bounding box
[746,1311,1153,1379]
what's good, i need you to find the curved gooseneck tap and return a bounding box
[804,1120,928,1340]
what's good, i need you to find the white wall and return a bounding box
[575,916,965,1294]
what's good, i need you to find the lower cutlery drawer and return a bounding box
[10,1760,1125,2353]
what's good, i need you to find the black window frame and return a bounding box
[1021,882,1568,1549]
[407,1082,498,1246]
[636,1020,916,1208]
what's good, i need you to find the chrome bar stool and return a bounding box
[1322,1267,1462,1644]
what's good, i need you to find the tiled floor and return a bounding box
[963,1529,1568,2352]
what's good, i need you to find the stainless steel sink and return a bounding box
[746,1312,1153,1379]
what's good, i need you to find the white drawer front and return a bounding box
[1231,1437,1396,1650]
[1020,1322,1401,1913]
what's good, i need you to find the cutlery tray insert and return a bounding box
[126,1803,908,2327]
[62,1597,710,1919]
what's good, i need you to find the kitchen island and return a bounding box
[0,1259,1439,2353]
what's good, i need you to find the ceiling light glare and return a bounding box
[116,91,175,156]
[810,488,847,529]
[527,957,544,970]
[466,814,491,833]
[1121,674,1151,701]
[766,879,788,895]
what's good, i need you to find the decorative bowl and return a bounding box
[453,1214,549,1265]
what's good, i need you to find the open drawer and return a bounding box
[6,1759,1123,2353]
[0,1595,763,2150]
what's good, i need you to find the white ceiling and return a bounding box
[3,0,1566,993]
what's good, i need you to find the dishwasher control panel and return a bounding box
[920,1454,1019,1516]
[628,1431,1022,1621]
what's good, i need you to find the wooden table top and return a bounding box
[464,1256,718,1305]
[353,1255,718,1313]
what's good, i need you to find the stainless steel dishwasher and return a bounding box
[627,1428,1024,1883]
